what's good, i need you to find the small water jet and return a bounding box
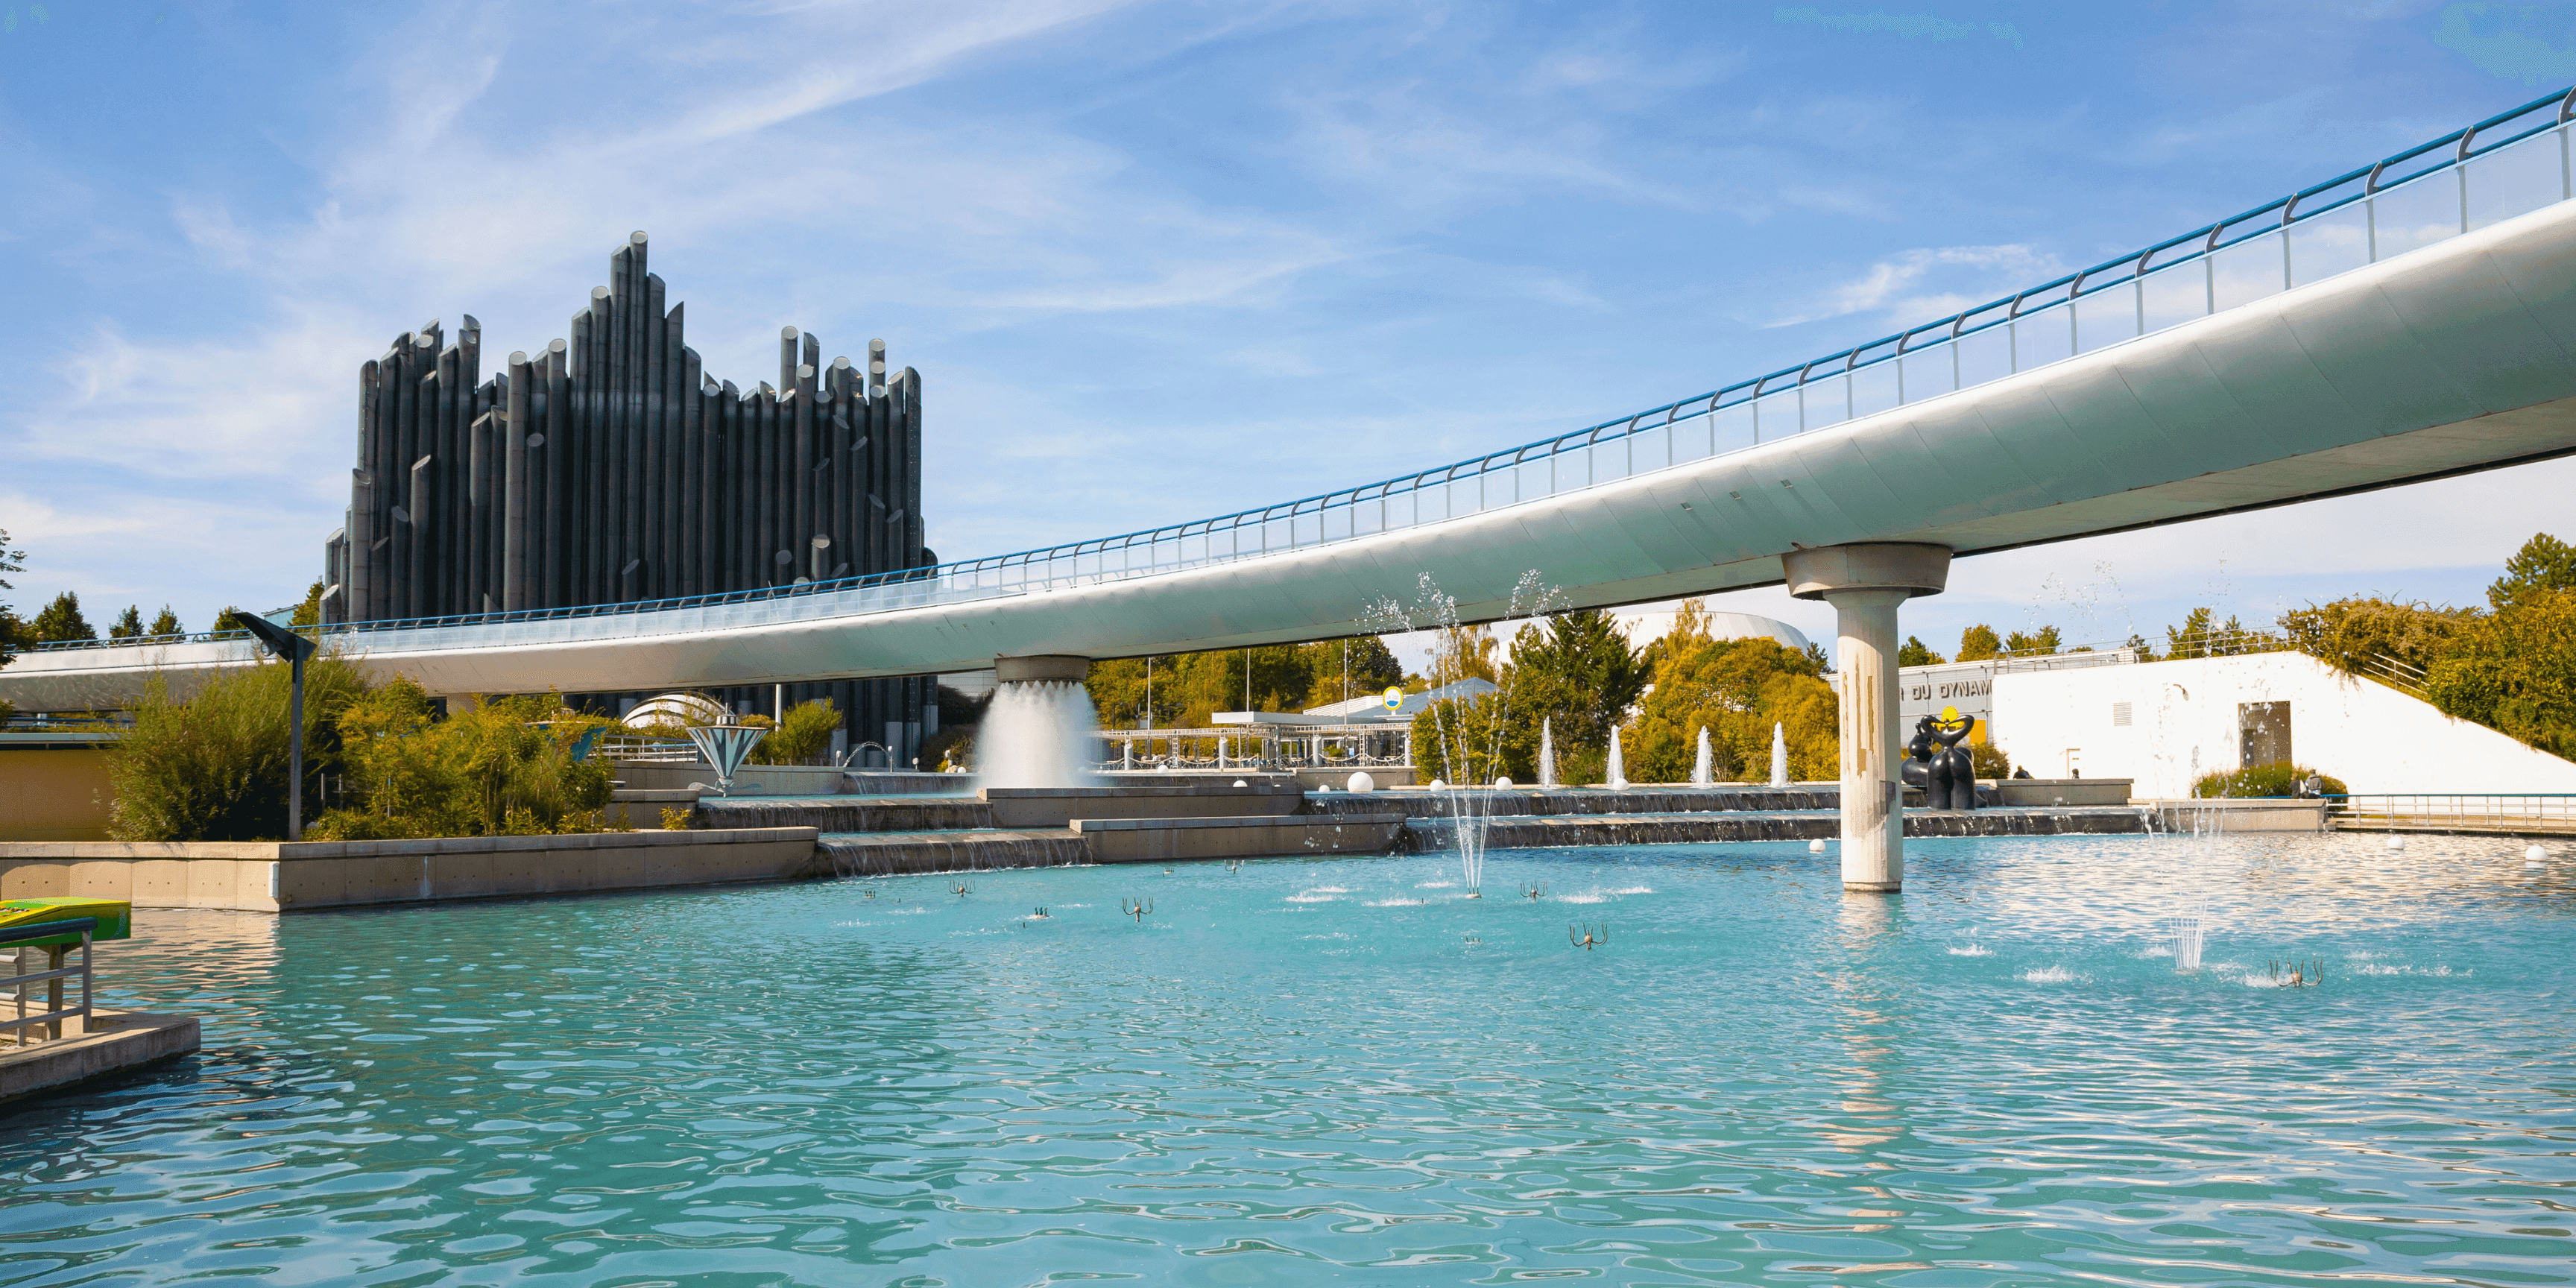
[1770,722,1789,789]
[1364,570,1561,902]
[1607,728,1628,790]
[2163,907,2206,972]
[1539,719,1559,787]
[1691,727,1713,788]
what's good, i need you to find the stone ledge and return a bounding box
[1072,812,1409,832]
[1,828,825,911]
[0,1009,200,1104]
[0,828,810,862]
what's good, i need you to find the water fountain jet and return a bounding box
[982,654,1102,789]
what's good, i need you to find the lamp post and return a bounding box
[229,612,319,839]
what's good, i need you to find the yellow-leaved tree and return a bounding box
[1625,600,1839,783]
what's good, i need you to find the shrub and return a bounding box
[106,651,371,841]
[309,683,616,839]
[751,698,840,764]
[2192,763,2346,798]
[1969,741,2012,780]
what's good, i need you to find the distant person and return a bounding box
[2298,773,2324,798]
[2012,766,2032,779]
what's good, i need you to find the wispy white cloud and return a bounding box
[1767,243,2065,329]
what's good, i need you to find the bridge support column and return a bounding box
[1784,543,1951,894]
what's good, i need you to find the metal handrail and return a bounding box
[19,86,2576,657]
[4,918,96,1047]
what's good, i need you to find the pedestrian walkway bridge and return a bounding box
[11,89,2576,708]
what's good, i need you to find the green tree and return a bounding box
[2426,587,2576,762]
[1956,625,2001,662]
[109,605,145,639]
[2276,597,2475,682]
[2002,625,2062,656]
[148,605,183,637]
[1898,635,1944,667]
[0,526,20,667]
[1497,609,1646,783]
[2165,607,2215,659]
[2489,531,2576,611]
[2122,633,2155,661]
[32,590,95,643]
[1627,607,1837,784]
[291,580,325,628]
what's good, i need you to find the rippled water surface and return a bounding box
[4,833,2573,1287]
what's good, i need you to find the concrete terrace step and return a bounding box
[817,829,1089,877]
[1310,786,1847,820]
[1410,806,2161,849]
[699,796,997,832]
[1073,813,1408,863]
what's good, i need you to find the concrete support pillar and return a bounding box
[1784,542,1952,894]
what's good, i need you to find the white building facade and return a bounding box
[1981,650,2576,798]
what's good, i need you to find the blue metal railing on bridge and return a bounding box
[30,86,2576,657]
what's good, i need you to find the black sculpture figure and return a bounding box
[1900,708,1981,810]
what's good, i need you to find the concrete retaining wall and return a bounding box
[985,784,1307,828]
[1073,813,1407,862]
[2138,799,2329,833]
[700,797,996,832]
[818,830,1091,877]
[610,763,850,795]
[1423,806,2158,849]
[0,828,822,912]
[1309,786,1844,820]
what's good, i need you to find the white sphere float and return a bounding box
[1346,771,1375,793]
[1808,839,1827,853]
[2387,836,2406,850]
[1493,776,1513,789]
[1427,778,1447,792]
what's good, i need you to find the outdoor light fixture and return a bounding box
[227,611,319,839]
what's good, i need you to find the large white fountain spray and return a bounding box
[982,655,1102,789]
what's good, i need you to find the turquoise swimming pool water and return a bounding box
[2,833,2571,1287]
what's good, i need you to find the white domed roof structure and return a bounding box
[622,692,732,729]
[1611,602,1812,652]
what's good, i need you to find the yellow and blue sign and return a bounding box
[1381,686,1405,711]
[0,898,133,947]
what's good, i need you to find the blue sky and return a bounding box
[4,1,2575,660]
